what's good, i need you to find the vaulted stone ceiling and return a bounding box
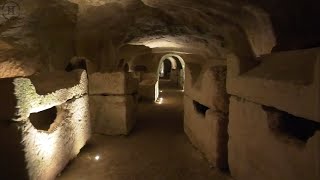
[0,0,319,76]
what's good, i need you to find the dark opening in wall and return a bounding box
[29,107,58,131]
[193,100,209,116]
[263,106,320,143]
[133,65,147,72]
[65,58,87,72]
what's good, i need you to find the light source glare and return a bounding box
[155,97,163,104]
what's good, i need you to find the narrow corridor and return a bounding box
[58,80,231,180]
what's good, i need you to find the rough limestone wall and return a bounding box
[227,48,320,180]
[13,70,88,121]
[229,97,320,180]
[184,62,229,169]
[0,70,90,180]
[227,48,320,121]
[74,2,130,72]
[184,96,228,169]
[23,96,90,180]
[185,63,228,113]
[89,72,138,95]
[0,0,78,77]
[89,71,138,135]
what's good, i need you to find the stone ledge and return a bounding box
[227,48,320,121]
[89,71,139,95]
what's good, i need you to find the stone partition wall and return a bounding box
[184,96,228,168]
[138,73,159,101]
[184,63,229,169]
[89,71,139,135]
[0,70,90,180]
[227,48,320,180]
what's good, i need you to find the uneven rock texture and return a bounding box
[90,95,137,135]
[185,63,228,112]
[227,47,320,121]
[88,70,139,135]
[22,96,90,180]
[184,95,228,169]
[228,96,320,180]
[0,70,90,180]
[89,71,139,95]
[1,0,319,76]
[10,70,87,121]
[0,0,78,75]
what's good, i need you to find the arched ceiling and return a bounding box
[0,0,319,75]
[73,0,275,59]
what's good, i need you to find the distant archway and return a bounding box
[155,54,185,100]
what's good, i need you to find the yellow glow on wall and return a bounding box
[144,41,182,48]
[155,97,164,104]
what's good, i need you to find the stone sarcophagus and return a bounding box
[184,62,229,169]
[227,48,320,180]
[0,70,91,180]
[89,71,138,135]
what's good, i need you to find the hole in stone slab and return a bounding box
[193,100,209,116]
[263,106,320,143]
[29,106,63,132]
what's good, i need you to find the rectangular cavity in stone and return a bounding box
[228,96,320,180]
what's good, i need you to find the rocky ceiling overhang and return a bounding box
[0,0,319,74]
[73,0,275,58]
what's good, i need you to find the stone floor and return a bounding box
[58,80,232,180]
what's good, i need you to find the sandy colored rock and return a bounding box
[227,48,320,121]
[185,64,228,112]
[0,69,90,179]
[89,72,138,95]
[184,95,228,169]
[0,0,78,73]
[228,96,320,180]
[0,70,88,122]
[90,95,137,135]
[0,59,38,78]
